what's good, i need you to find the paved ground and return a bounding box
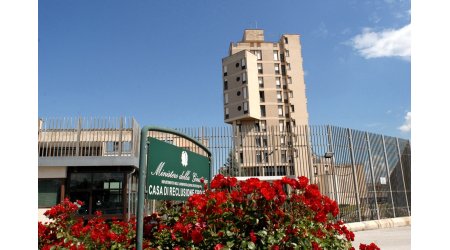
[352,225,411,250]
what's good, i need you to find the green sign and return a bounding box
[146,137,210,200]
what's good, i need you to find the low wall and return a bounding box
[345,216,411,232]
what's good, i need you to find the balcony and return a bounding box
[38,117,140,167]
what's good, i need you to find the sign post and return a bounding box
[136,127,211,250]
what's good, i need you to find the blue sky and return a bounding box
[38,0,411,138]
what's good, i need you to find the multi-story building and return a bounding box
[222,29,311,177]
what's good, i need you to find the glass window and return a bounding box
[38,179,62,208]
[279,120,284,132]
[224,93,228,104]
[288,77,292,84]
[277,91,282,102]
[242,72,247,83]
[257,63,263,74]
[260,105,266,117]
[273,50,279,61]
[276,77,281,88]
[243,102,248,113]
[285,50,290,57]
[275,64,280,74]
[289,91,293,98]
[258,77,264,88]
[241,58,246,67]
[259,91,265,102]
[284,37,288,44]
[223,65,228,76]
[261,120,267,132]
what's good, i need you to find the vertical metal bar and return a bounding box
[305,125,314,183]
[75,117,82,156]
[327,125,340,209]
[119,117,123,156]
[347,128,362,222]
[396,138,410,216]
[382,135,396,217]
[366,132,380,220]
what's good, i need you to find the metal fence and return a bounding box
[174,124,411,223]
[38,118,411,223]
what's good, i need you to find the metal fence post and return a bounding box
[366,132,380,220]
[76,117,82,156]
[326,126,340,208]
[396,138,411,216]
[382,135,396,217]
[347,128,362,222]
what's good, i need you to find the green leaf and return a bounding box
[227,241,234,248]
[56,232,64,239]
[248,241,256,249]
[226,230,233,237]
[256,230,267,237]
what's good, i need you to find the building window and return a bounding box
[243,87,247,98]
[225,107,229,119]
[257,63,263,74]
[278,106,284,117]
[255,122,260,132]
[224,79,228,90]
[224,93,228,104]
[263,151,269,163]
[288,77,292,84]
[237,91,241,96]
[261,120,267,132]
[276,77,281,89]
[39,179,62,208]
[243,102,248,113]
[284,37,288,44]
[260,105,266,117]
[256,151,262,163]
[287,63,291,70]
[242,72,247,83]
[280,136,285,146]
[251,50,262,60]
[274,64,280,74]
[281,150,287,163]
[285,50,290,57]
[235,62,240,68]
[257,43,261,48]
[68,171,125,216]
[262,136,268,146]
[256,137,261,147]
[239,152,243,164]
[289,91,293,98]
[279,120,284,132]
[237,106,242,111]
[281,65,286,75]
[223,65,228,76]
[259,91,265,102]
[236,76,240,82]
[273,50,279,61]
[241,58,246,69]
[291,105,295,112]
[277,91,282,103]
[258,77,264,88]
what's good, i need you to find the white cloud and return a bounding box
[398,111,411,132]
[350,24,410,60]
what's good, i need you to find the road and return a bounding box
[352,226,411,250]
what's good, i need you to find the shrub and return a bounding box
[38,175,380,250]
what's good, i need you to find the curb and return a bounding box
[344,216,411,232]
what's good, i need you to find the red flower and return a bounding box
[191,229,203,244]
[359,243,380,250]
[214,244,224,250]
[298,176,309,189]
[250,231,257,243]
[312,241,322,250]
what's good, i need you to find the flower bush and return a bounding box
[38,175,380,250]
